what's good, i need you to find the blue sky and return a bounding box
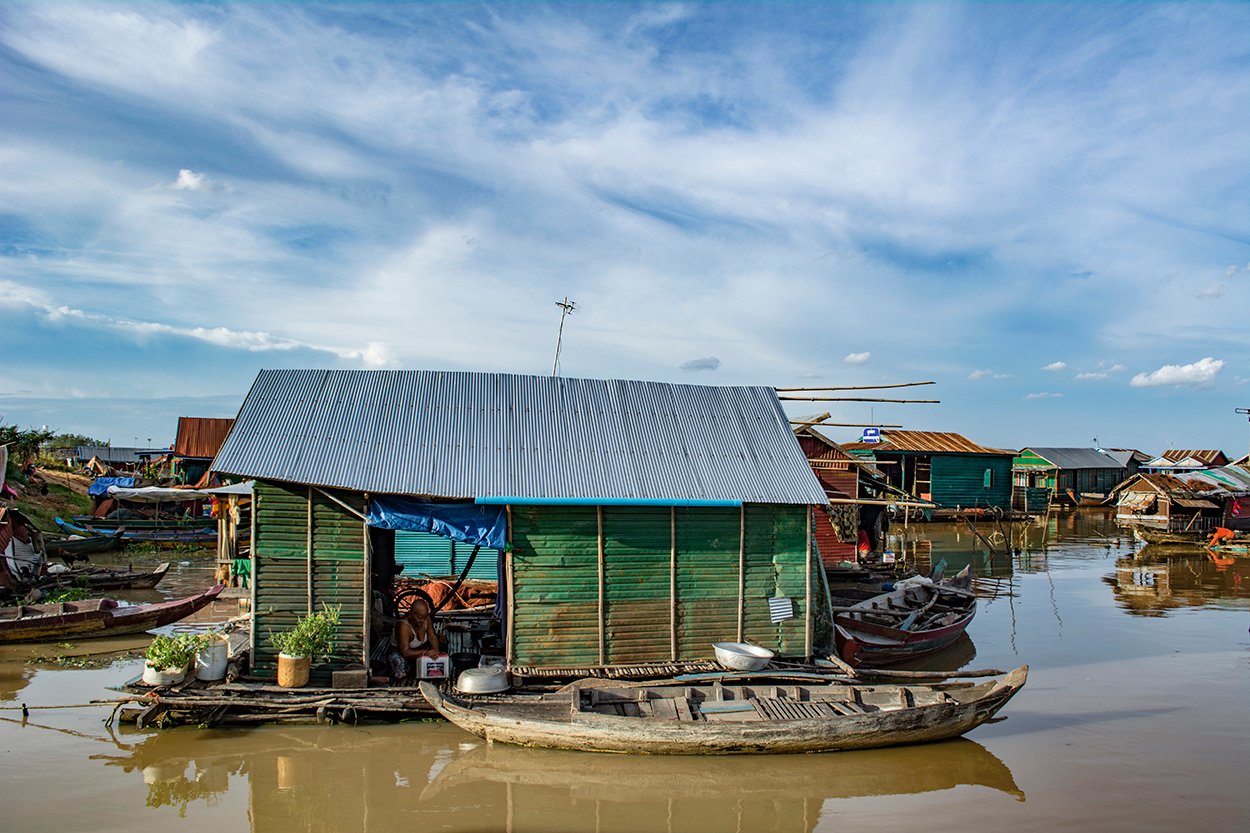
[1,2,1247,456]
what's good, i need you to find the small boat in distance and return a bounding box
[0,584,224,644]
[833,568,977,667]
[43,528,126,561]
[56,517,216,546]
[420,666,1027,755]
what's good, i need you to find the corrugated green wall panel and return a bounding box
[674,506,739,659]
[511,505,600,667]
[252,481,366,681]
[394,532,499,580]
[931,455,1013,509]
[743,504,806,654]
[603,507,670,663]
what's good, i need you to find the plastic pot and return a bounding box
[277,653,311,688]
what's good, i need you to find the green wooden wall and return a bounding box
[931,454,1013,510]
[510,503,810,669]
[251,480,367,682]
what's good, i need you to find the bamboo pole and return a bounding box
[778,396,940,403]
[791,421,905,429]
[775,381,936,392]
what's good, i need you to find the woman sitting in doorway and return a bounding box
[389,597,441,681]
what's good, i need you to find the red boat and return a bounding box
[0,585,224,644]
[833,571,977,667]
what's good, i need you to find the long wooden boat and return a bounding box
[834,576,977,667]
[48,562,171,591]
[0,584,224,643]
[70,515,214,532]
[57,517,216,545]
[44,529,126,560]
[419,666,1027,755]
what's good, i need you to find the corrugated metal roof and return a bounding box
[174,417,235,459]
[1164,449,1228,466]
[1127,466,1250,499]
[842,430,1012,456]
[212,369,828,504]
[76,446,167,463]
[1020,448,1125,470]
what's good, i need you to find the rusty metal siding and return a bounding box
[674,507,740,660]
[602,507,671,664]
[510,505,600,668]
[812,506,855,566]
[173,417,235,459]
[213,369,827,505]
[844,430,1011,456]
[743,504,807,654]
[251,480,366,682]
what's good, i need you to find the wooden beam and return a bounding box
[792,421,905,429]
[361,493,372,668]
[306,486,314,616]
[804,508,813,658]
[775,381,936,392]
[670,506,677,663]
[505,505,515,668]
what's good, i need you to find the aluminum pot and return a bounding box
[455,665,510,694]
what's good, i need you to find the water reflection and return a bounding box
[1104,552,1250,617]
[91,725,1022,832]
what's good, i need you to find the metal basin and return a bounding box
[712,642,774,671]
[455,666,510,694]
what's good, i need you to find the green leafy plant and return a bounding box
[145,633,200,670]
[270,604,341,661]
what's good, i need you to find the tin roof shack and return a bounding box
[1012,448,1130,508]
[842,431,1014,515]
[75,445,166,476]
[1114,466,1250,533]
[213,369,829,683]
[172,417,235,486]
[1143,450,1230,473]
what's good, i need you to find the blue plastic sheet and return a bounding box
[367,496,507,551]
[88,477,135,497]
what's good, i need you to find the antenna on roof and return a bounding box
[552,297,578,377]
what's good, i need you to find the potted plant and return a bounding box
[270,604,341,688]
[194,629,231,682]
[143,633,199,686]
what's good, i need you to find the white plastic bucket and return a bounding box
[195,636,230,681]
[142,663,187,687]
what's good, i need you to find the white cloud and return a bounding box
[843,352,872,365]
[171,168,208,190]
[968,368,1011,380]
[1197,283,1225,299]
[1130,357,1225,388]
[1024,392,1063,400]
[680,356,721,371]
[1042,361,1067,371]
[1075,371,1107,380]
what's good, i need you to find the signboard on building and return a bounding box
[861,427,881,443]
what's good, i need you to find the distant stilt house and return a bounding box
[75,445,165,476]
[171,417,235,487]
[841,431,1014,514]
[793,423,898,563]
[211,369,830,683]
[1114,466,1250,533]
[1011,448,1131,508]
[1142,449,1229,473]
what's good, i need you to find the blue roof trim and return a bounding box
[475,497,742,507]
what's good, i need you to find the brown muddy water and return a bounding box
[1,514,1246,833]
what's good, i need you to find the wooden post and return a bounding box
[804,506,813,658]
[737,505,746,643]
[670,506,678,662]
[597,506,606,666]
[361,493,372,670]
[306,486,314,615]
[505,505,515,668]
[249,485,259,662]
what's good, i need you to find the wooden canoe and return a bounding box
[37,562,171,592]
[834,576,977,668]
[44,528,126,559]
[57,517,216,545]
[419,666,1027,755]
[0,584,224,643]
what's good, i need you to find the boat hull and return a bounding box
[834,612,974,667]
[0,584,224,643]
[420,667,1027,755]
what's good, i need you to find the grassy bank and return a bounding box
[14,482,93,534]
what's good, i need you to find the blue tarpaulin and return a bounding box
[367,496,507,551]
[88,477,135,497]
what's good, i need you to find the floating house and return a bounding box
[74,445,166,475]
[1142,449,1229,473]
[1011,448,1131,508]
[841,431,1014,513]
[212,369,830,683]
[1114,466,1250,533]
[793,423,899,563]
[171,417,235,486]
